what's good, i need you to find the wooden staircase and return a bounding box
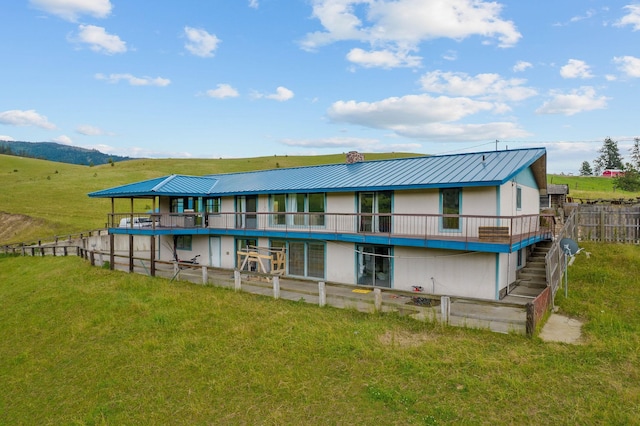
[506,240,552,300]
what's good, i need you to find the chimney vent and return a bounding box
[346,151,365,164]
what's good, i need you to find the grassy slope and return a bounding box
[0,152,416,244]
[548,174,640,200]
[0,242,638,424]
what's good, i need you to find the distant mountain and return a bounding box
[0,140,132,166]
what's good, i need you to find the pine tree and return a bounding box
[629,137,640,169]
[593,137,623,175]
[579,161,593,176]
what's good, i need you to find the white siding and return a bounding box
[393,247,498,299]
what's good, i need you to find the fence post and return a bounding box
[440,296,450,324]
[90,251,95,266]
[374,288,382,312]
[273,275,280,299]
[234,270,241,291]
[526,302,535,337]
[202,265,208,285]
[318,281,326,307]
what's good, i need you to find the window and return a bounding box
[175,235,192,250]
[539,195,551,209]
[516,187,522,210]
[441,188,461,230]
[205,197,221,214]
[269,193,325,226]
[517,248,523,268]
[170,197,195,213]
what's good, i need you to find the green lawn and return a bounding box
[1,241,638,425]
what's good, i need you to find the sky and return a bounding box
[1,0,639,174]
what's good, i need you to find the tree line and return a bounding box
[579,137,640,191]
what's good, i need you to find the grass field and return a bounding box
[0,241,638,424]
[548,174,640,200]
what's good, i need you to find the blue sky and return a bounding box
[1,0,639,173]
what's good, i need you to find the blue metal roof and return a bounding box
[89,175,219,198]
[88,148,546,198]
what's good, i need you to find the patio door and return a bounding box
[359,191,391,233]
[357,245,391,287]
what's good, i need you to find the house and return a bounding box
[88,148,552,301]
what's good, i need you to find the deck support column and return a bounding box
[150,236,156,277]
[129,234,134,273]
[109,234,115,271]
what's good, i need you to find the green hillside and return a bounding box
[0,140,131,166]
[548,174,640,201]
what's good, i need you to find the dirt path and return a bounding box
[0,212,43,244]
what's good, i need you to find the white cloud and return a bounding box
[248,0,259,9]
[206,84,240,99]
[30,0,112,22]
[280,137,421,152]
[0,135,16,141]
[615,4,640,31]
[513,60,532,72]
[71,25,127,54]
[184,27,220,57]
[346,48,421,68]
[254,86,294,101]
[301,0,521,68]
[419,70,537,102]
[560,59,593,79]
[329,94,495,126]
[76,124,104,136]
[52,135,73,145]
[95,73,171,86]
[442,50,457,61]
[613,55,640,77]
[281,137,379,149]
[535,87,608,116]
[0,109,56,130]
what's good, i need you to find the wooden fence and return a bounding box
[576,205,640,243]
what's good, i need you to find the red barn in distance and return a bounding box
[602,169,624,177]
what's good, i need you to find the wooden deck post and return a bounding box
[109,234,115,271]
[128,235,134,273]
[150,235,156,277]
[318,282,326,307]
[273,275,280,299]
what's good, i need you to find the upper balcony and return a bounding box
[108,212,554,253]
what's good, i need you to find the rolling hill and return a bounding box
[0,140,131,166]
